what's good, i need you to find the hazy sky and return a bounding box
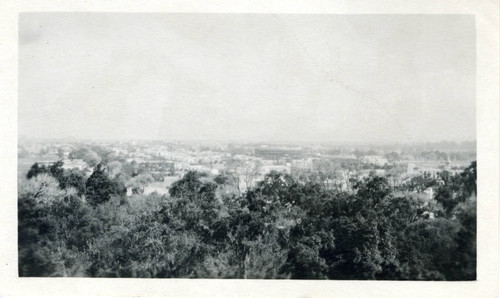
[19,13,475,143]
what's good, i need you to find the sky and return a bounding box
[19,13,476,143]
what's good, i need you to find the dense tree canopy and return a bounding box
[19,161,476,280]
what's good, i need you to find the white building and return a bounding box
[62,159,87,171]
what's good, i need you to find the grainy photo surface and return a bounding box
[18,13,476,280]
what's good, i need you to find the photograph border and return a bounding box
[1,0,498,297]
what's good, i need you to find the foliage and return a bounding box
[125,173,154,194]
[85,163,126,205]
[68,147,102,167]
[26,161,87,195]
[401,172,437,193]
[18,161,477,280]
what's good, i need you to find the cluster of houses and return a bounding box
[19,141,473,200]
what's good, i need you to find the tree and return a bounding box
[452,197,476,280]
[385,164,406,188]
[243,161,262,190]
[353,176,391,205]
[61,169,87,196]
[18,157,477,280]
[27,161,86,195]
[27,163,48,179]
[48,160,65,183]
[19,174,94,277]
[457,161,477,199]
[107,161,123,179]
[169,171,206,199]
[254,170,295,203]
[403,172,437,193]
[83,151,101,167]
[434,163,476,216]
[68,148,101,167]
[20,173,65,205]
[126,173,154,194]
[385,151,400,163]
[85,163,125,205]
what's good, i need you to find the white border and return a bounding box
[0,1,498,297]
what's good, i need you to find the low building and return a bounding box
[62,159,87,171]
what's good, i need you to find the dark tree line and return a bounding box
[18,161,476,279]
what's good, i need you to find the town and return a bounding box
[18,138,476,199]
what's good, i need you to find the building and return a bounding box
[62,159,87,171]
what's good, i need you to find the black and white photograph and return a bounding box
[16,13,479,280]
[1,1,499,296]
